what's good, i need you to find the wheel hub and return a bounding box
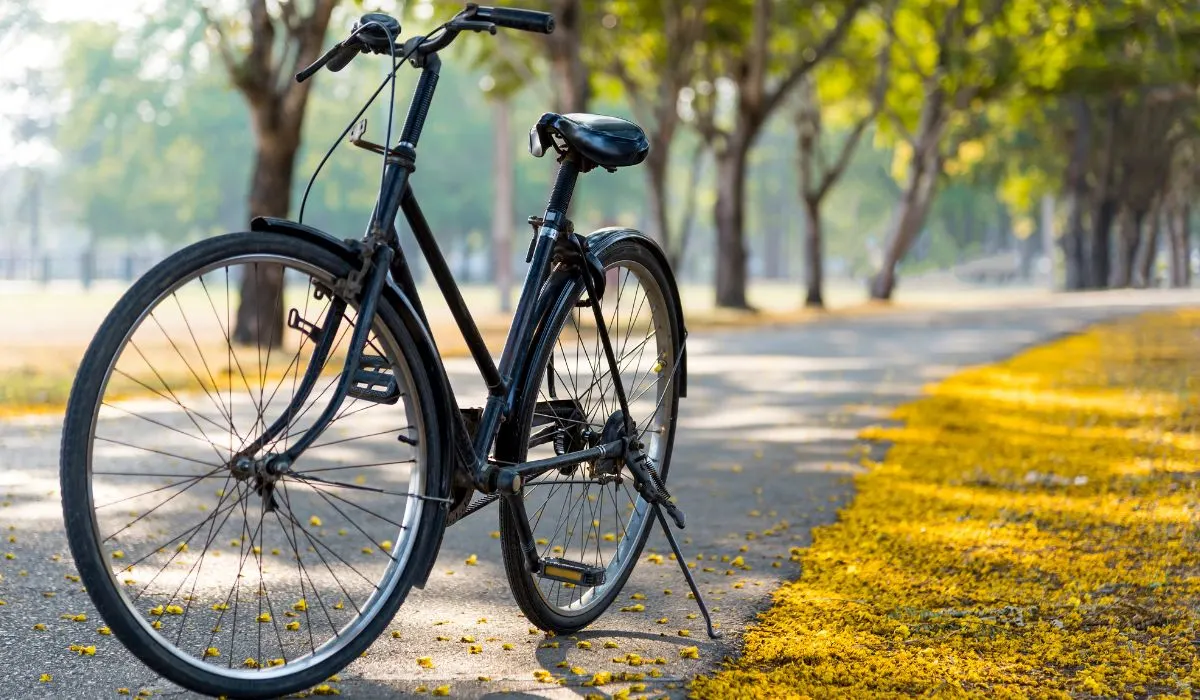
[229,454,285,512]
[591,410,627,479]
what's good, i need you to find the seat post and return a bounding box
[545,158,581,218]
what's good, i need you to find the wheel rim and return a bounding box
[81,253,427,679]
[519,258,676,617]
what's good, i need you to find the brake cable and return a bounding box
[297,19,452,224]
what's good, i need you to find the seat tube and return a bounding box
[473,159,580,489]
[496,159,580,381]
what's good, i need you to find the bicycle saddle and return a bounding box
[529,112,649,170]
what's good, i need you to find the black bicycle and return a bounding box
[59,5,716,698]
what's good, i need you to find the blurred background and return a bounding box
[0,0,1197,341]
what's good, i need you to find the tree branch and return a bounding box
[814,3,896,202]
[610,57,655,132]
[672,138,710,267]
[963,0,1007,41]
[199,5,247,92]
[761,0,868,120]
[884,106,916,147]
[245,0,276,96]
[690,49,729,149]
[281,0,337,123]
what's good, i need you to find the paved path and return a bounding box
[2,290,1198,699]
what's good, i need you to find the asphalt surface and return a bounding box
[2,290,1198,699]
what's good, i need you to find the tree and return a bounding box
[990,2,1200,291]
[794,3,893,308]
[600,0,708,267]
[692,0,864,309]
[868,0,1017,301]
[55,20,252,243]
[474,35,541,313]
[203,0,339,347]
[545,0,589,113]
[1164,140,1194,288]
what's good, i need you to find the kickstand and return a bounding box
[651,504,723,639]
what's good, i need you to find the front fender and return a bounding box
[249,216,452,588]
[586,227,688,398]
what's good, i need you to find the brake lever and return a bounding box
[448,19,496,34]
[296,42,342,83]
[296,39,361,82]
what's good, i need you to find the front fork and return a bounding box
[233,243,395,473]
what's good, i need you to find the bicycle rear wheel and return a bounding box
[498,235,684,633]
[60,232,445,699]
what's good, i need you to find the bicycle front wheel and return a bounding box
[60,231,445,699]
[498,235,684,633]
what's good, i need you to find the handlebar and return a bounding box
[468,5,555,34]
[296,4,554,83]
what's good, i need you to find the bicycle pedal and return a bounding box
[346,355,400,404]
[538,558,606,587]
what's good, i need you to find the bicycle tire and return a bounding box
[60,231,446,699]
[496,234,684,634]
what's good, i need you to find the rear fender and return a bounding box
[585,227,688,398]
[250,217,451,588]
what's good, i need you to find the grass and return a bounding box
[692,310,1200,698]
[0,279,897,417]
[0,276,1059,417]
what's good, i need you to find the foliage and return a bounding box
[10,0,1199,293]
[55,21,251,241]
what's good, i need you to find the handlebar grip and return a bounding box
[473,6,555,34]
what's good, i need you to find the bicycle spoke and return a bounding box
[78,247,432,684]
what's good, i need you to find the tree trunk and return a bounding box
[671,141,707,272]
[802,195,823,307]
[1061,97,1091,290]
[1133,199,1162,288]
[869,143,941,300]
[1110,206,1139,288]
[870,168,939,300]
[1168,202,1191,287]
[869,88,944,301]
[645,142,672,255]
[713,141,751,309]
[491,97,514,313]
[220,0,337,349]
[1086,197,1115,289]
[233,130,299,346]
[546,0,588,113]
[1084,99,1121,290]
[1063,195,1086,290]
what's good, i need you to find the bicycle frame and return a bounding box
[254,48,633,561]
